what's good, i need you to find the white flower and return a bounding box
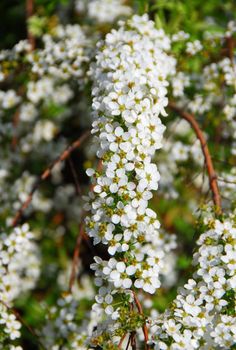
[186,40,203,55]
[1,90,21,109]
[151,218,236,349]
[87,0,132,24]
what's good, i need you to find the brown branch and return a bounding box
[26,0,35,50]
[68,156,82,195]
[68,158,103,292]
[169,102,222,215]
[11,110,20,149]
[118,333,127,348]
[130,331,137,350]
[133,292,149,350]
[226,36,235,66]
[68,222,85,292]
[125,335,131,350]
[12,130,90,227]
[218,177,236,185]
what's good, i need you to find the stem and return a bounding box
[133,292,149,350]
[226,36,235,66]
[125,335,131,350]
[118,333,127,348]
[169,102,222,215]
[68,222,84,292]
[68,156,82,195]
[68,156,104,292]
[130,331,137,350]
[26,0,35,50]
[11,110,20,149]
[12,131,90,227]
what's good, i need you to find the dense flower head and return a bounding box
[28,24,89,79]
[151,217,236,349]
[0,224,40,343]
[83,14,177,344]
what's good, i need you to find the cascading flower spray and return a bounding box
[150,216,236,350]
[0,224,40,346]
[84,14,176,347]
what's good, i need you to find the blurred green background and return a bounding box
[1,0,236,49]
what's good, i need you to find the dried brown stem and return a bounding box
[11,110,20,149]
[226,36,235,66]
[12,131,90,227]
[68,156,82,195]
[68,158,103,292]
[218,177,236,185]
[130,331,137,350]
[26,0,35,50]
[118,333,127,348]
[133,292,149,350]
[68,222,84,292]
[125,335,131,350]
[169,102,222,214]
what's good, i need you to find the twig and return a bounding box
[212,156,235,167]
[68,222,84,292]
[200,166,206,195]
[185,170,203,188]
[226,36,235,66]
[68,156,82,195]
[68,157,103,292]
[118,333,127,348]
[11,110,20,149]
[0,299,46,350]
[169,102,222,215]
[218,177,236,185]
[26,0,35,50]
[12,130,90,227]
[133,292,149,350]
[130,331,137,350]
[125,335,131,350]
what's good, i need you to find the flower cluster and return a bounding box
[75,0,132,24]
[84,14,176,344]
[28,24,89,79]
[151,217,236,349]
[0,22,90,224]
[41,293,96,350]
[161,21,236,205]
[0,224,40,345]
[0,4,236,350]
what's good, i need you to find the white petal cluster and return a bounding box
[0,90,21,110]
[0,224,40,342]
[0,23,90,225]
[85,14,176,328]
[0,23,89,163]
[0,310,21,341]
[76,0,132,24]
[186,40,203,55]
[151,218,236,349]
[41,294,97,350]
[27,77,73,105]
[28,24,89,80]
[168,27,236,203]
